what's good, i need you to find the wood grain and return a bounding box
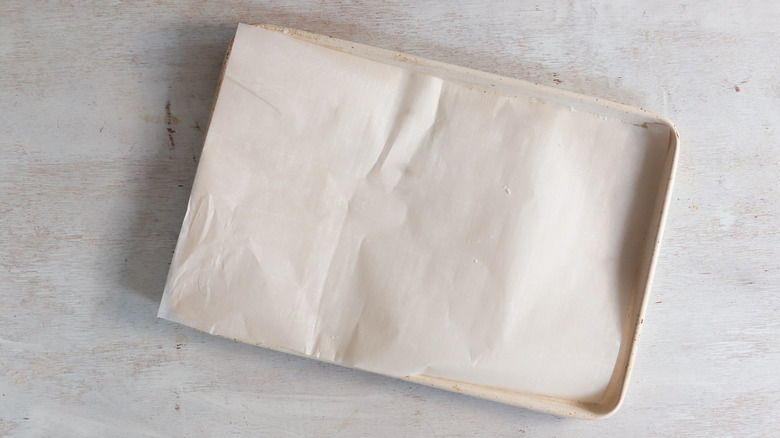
[1,1,778,436]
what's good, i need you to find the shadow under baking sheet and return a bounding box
[119,24,235,306]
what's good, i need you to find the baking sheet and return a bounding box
[158,23,678,418]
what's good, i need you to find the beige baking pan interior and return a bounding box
[159,23,679,420]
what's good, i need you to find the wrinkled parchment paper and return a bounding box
[159,24,670,402]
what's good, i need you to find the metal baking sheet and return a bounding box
[158,23,679,419]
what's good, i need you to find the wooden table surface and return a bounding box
[2,1,778,436]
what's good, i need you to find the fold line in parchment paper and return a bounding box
[308,72,445,364]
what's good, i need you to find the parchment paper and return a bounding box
[159,23,670,402]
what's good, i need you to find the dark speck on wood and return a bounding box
[165,100,176,153]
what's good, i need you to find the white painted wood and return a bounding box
[1,1,777,435]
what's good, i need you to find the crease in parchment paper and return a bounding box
[159,23,671,403]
